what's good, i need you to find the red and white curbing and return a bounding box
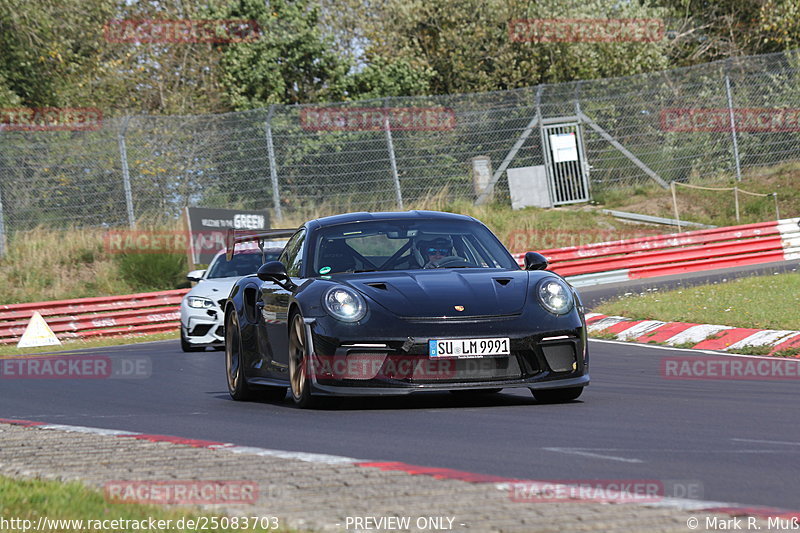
[586,313,800,355]
[1,417,799,520]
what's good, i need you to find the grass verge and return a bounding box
[0,201,671,305]
[593,271,800,331]
[0,331,179,358]
[0,475,293,532]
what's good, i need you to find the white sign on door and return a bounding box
[549,133,579,163]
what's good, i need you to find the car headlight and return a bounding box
[537,278,574,315]
[187,296,215,309]
[323,286,366,322]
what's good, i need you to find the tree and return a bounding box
[348,0,674,95]
[214,0,352,108]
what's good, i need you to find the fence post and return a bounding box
[117,116,136,228]
[734,186,740,222]
[383,100,403,209]
[725,74,742,182]
[264,105,283,223]
[671,181,682,231]
[0,178,6,258]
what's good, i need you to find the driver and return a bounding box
[415,235,456,268]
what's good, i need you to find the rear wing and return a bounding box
[225,228,297,263]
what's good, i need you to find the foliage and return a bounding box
[213,0,352,108]
[113,251,189,292]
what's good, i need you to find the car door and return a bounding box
[259,228,306,379]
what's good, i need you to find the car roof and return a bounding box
[305,210,478,231]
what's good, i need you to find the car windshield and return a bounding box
[206,251,281,279]
[310,219,518,275]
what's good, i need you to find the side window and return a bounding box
[279,229,306,277]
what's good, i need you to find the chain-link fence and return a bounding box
[2,49,800,253]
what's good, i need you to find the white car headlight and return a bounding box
[537,278,574,315]
[323,286,367,322]
[188,296,215,309]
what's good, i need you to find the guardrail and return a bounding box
[514,217,800,287]
[3,218,799,345]
[0,289,188,345]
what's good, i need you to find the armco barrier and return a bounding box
[0,289,188,345]
[2,219,799,345]
[514,217,800,287]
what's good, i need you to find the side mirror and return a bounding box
[186,269,206,282]
[257,261,289,283]
[524,252,548,271]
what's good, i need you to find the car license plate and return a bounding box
[428,338,510,358]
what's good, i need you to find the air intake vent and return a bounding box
[366,282,388,290]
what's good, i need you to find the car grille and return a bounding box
[189,324,213,337]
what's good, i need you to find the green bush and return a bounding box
[113,252,189,292]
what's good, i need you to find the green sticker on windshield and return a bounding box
[319,266,332,274]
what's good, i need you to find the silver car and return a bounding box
[180,242,286,352]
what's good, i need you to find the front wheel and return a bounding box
[288,313,318,408]
[532,386,584,403]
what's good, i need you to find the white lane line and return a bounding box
[543,447,644,463]
[39,424,139,436]
[732,438,800,446]
[225,445,362,465]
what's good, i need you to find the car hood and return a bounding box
[343,269,530,318]
[186,277,239,305]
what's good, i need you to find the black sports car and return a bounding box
[224,211,589,408]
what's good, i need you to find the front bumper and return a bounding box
[180,304,224,347]
[303,315,589,396]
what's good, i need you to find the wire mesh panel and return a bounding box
[2,49,800,242]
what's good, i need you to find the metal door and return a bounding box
[541,121,590,205]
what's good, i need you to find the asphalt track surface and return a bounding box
[2,261,798,511]
[3,338,800,511]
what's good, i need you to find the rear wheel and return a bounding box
[532,386,584,403]
[225,311,253,401]
[289,313,318,408]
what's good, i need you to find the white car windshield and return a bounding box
[206,251,281,279]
